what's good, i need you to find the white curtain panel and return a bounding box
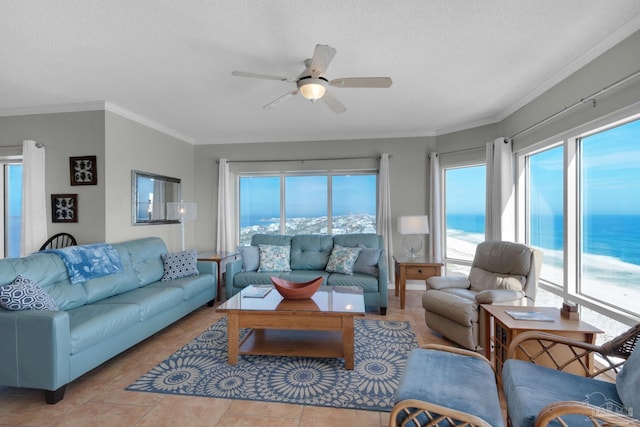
[216,158,235,252]
[21,140,47,256]
[376,153,394,283]
[428,152,443,259]
[485,138,515,242]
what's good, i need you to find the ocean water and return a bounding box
[447,213,640,266]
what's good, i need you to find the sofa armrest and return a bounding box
[474,289,524,304]
[0,309,71,391]
[197,260,217,277]
[225,258,244,300]
[426,276,470,290]
[377,250,389,309]
[535,401,637,427]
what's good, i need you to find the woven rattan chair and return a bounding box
[39,233,77,251]
[503,324,640,426]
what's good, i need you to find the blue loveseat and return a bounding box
[0,237,216,404]
[225,233,388,314]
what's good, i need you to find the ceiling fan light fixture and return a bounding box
[298,77,328,101]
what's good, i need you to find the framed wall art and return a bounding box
[70,155,97,186]
[51,194,78,223]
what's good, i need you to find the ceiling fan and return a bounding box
[231,44,392,114]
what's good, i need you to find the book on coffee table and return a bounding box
[505,310,554,322]
[242,285,272,298]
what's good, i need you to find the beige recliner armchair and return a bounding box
[423,241,542,351]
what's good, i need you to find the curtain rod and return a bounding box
[0,142,45,149]
[217,155,389,164]
[508,68,640,140]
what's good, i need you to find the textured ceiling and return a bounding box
[2,1,640,144]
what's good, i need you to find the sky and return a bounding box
[240,174,376,224]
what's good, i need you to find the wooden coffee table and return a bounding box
[216,286,366,369]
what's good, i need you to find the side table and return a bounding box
[481,304,603,381]
[393,255,443,309]
[198,251,239,302]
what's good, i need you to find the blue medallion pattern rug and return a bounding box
[126,318,419,411]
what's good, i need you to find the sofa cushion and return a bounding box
[150,274,215,300]
[333,233,381,249]
[326,273,379,292]
[503,359,622,427]
[395,348,505,427]
[290,235,333,270]
[353,245,381,276]
[125,238,167,286]
[616,345,640,420]
[325,245,361,275]
[279,270,329,284]
[251,234,292,247]
[0,275,58,311]
[469,267,525,293]
[67,303,140,354]
[96,286,183,322]
[258,244,291,272]
[237,246,260,271]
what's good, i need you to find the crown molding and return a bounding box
[0,101,195,145]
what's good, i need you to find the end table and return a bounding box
[198,251,239,302]
[393,255,443,309]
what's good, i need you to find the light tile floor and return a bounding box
[0,290,504,426]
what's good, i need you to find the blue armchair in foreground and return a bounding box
[502,324,640,427]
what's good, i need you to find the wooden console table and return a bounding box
[393,255,443,309]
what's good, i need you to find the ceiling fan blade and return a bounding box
[331,77,393,88]
[309,44,337,77]
[321,90,347,114]
[263,90,299,110]
[232,70,295,82]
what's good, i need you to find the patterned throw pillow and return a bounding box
[161,250,199,281]
[325,245,362,275]
[257,244,291,272]
[0,275,58,311]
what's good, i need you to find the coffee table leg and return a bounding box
[343,316,355,370]
[227,313,239,365]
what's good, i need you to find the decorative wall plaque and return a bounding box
[70,155,97,186]
[51,194,78,223]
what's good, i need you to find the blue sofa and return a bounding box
[225,233,388,314]
[0,237,216,404]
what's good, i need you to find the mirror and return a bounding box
[132,170,181,225]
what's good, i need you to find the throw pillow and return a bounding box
[616,344,640,420]
[237,246,260,271]
[353,244,381,276]
[161,250,199,281]
[0,275,58,311]
[325,245,362,275]
[257,244,291,272]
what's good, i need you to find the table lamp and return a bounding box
[398,215,429,257]
[167,201,197,251]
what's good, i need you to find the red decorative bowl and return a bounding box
[270,276,323,300]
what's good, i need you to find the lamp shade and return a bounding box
[398,215,429,235]
[166,202,197,222]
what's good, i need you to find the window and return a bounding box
[578,119,640,315]
[1,162,22,258]
[517,113,640,340]
[444,164,486,275]
[525,145,564,286]
[239,173,377,245]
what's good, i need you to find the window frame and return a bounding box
[515,105,640,327]
[237,169,378,244]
